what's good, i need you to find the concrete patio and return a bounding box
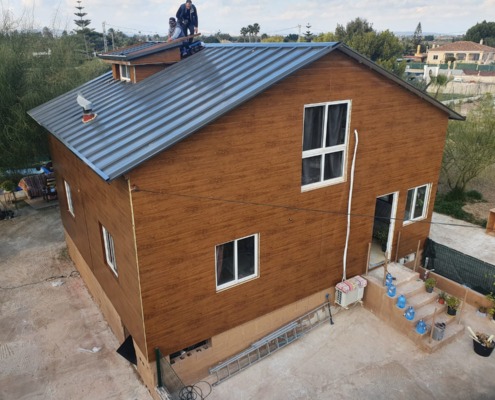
[206,302,495,400]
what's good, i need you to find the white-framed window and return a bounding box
[404,184,431,224]
[120,64,131,81]
[215,234,258,290]
[102,225,118,276]
[301,100,350,191]
[64,180,74,216]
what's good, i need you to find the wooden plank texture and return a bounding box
[129,49,450,357]
[49,137,147,357]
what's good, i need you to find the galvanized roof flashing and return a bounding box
[28,42,463,182]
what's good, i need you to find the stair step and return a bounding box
[420,321,465,353]
[395,279,426,297]
[407,291,439,309]
[414,302,446,322]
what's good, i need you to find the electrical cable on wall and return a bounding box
[342,129,359,281]
[135,187,481,230]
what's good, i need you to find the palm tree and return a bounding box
[240,27,248,42]
[247,25,254,42]
[252,23,260,42]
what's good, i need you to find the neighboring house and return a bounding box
[28,41,463,397]
[426,40,495,64]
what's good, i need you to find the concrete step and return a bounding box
[420,321,465,353]
[395,279,426,298]
[407,290,439,309]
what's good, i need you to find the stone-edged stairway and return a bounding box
[364,263,464,353]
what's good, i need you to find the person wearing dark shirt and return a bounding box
[176,0,198,41]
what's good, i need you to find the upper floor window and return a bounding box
[215,234,258,291]
[120,65,131,81]
[301,101,350,191]
[102,225,118,276]
[64,180,74,216]
[404,184,430,224]
[433,55,439,60]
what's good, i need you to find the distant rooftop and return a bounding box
[430,41,495,52]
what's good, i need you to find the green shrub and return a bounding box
[466,190,484,201]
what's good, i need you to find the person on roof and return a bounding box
[168,17,184,42]
[176,0,198,41]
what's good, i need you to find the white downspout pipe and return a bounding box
[342,129,359,281]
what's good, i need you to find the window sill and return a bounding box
[301,177,345,192]
[402,216,427,226]
[216,275,259,293]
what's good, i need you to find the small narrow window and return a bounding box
[301,100,350,191]
[102,225,118,276]
[215,234,258,290]
[404,184,430,224]
[64,180,74,216]
[120,65,131,81]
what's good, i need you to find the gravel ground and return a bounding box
[0,205,151,400]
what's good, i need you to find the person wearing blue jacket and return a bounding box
[176,0,198,41]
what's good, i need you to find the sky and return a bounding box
[4,0,495,38]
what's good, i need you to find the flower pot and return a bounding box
[447,306,457,316]
[426,286,433,293]
[473,339,495,357]
[438,299,445,304]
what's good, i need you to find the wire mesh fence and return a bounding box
[423,238,495,295]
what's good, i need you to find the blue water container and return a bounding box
[416,319,427,334]
[396,294,406,309]
[387,283,396,298]
[385,273,394,287]
[404,306,415,320]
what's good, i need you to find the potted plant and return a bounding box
[438,291,447,304]
[470,330,495,357]
[446,295,460,316]
[425,278,436,293]
[375,228,388,252]
[0,180,15,193]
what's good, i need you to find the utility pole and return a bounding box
[102,21,108,53]
[297,24,301,42]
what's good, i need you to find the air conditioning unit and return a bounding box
[335,275,368,308]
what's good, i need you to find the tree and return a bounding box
[74,0,91,33]
[240,27,248,42]
[335,18,373,42]
[465,20,495,47]
[252,23,260,42]
[0,13,109,173]
[428,74,450,98]
[441,94,495,193]
[413,22,422,48]
[284,33,299,42]
[304,23,314,42]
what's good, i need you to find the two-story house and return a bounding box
[28,41,463,398]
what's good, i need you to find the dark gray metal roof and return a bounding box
[28,42,464,182]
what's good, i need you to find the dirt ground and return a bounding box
[0,205,151,400]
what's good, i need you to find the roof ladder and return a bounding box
[209,301,331,386]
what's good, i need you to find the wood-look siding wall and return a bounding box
[129,49,449,358]
[49,137,147,357]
